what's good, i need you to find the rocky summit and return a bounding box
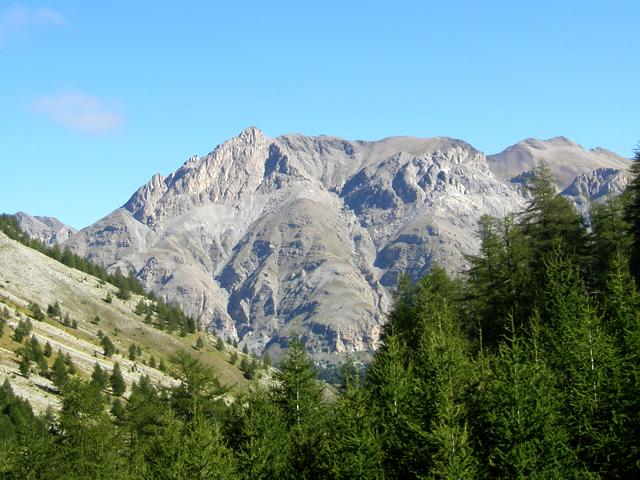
[27,128,629,359]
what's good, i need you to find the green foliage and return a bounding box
[46,301,61,318]
[624,145,640,286]
[262,352,271,368]
[471,319,580,478]
[2,156,640,478]
[19,355,30,377]
[103,292,113,303]
[116,285,131,301]
[195,336,204,349]
[272,339,329,478]
[28,302,45,321]
[229,351,238,365]
[110,362,125,397]
[13,317,32,343]
[215,337,225,351]
[128,343,139,361]
[327,361,383,479]
[101,335,116,357]
[90,363,109,391]
[52,351,69,387]
[134,299,146,315]
[224,388,291,479]
[43,341,52,358]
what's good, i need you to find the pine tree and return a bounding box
[215,337,225,351]
[328,361,383,479]
[56,379,125,478]
[623,144,640,287]
[472,317,580,479]
[128,343,138,361]
[365,334,424,478]
[13,318,33,343]
[134,299,146,315]
[90,363,109,391]
[542,245,626,473]
[101,335,115,357]
[272,339,329,478]
[19,355,31,377]
[52,353,68,387]
[43,341,52,358]
[229,351,238,365]
[589,195,632,290]
[46,301,61,318]
[224,389,291,479]
[415,286,477,479]
[110,362,125,396]
[466,214,534,349]
[28,303,45,321]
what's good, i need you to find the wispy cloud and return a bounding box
[30,91,124,135]
[0,5,67,43]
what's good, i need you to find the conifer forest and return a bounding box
[2,155,640,479]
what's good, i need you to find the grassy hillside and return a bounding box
[0,231,262,412]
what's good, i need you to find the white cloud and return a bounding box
[30,91,124,135]
[0,5,67,43]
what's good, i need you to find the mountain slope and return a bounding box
[59,128,629,359]
[0,231,252,412]
[487,136,629,189]
[15,211,76,245]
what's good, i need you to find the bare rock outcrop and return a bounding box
[53,128,629,359]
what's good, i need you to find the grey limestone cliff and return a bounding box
[57,128,629,359]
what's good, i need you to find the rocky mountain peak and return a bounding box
[14,212,76,245]
[57,131,630,360]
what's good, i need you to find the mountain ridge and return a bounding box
[16,129,631,360]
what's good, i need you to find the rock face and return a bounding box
[59,128,629,358]
[15,212,77,245]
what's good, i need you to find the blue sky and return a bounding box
[1,1,639,229]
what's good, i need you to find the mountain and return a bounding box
[57,128,628,360]
[487,136,629,189]
[0,231,252,412]
[15,211,76,245]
